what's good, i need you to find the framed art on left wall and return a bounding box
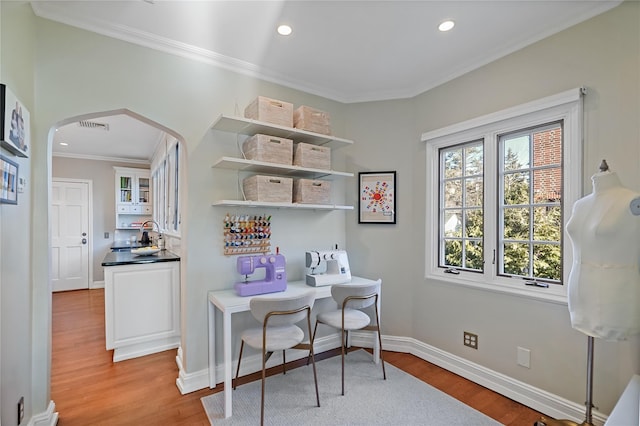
[0,154,18,204]
[0,84,29,158]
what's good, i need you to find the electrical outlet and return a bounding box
[517,346,531,368]
[18,396,24,424]
[463,331,478,349]
[104,232,110,239]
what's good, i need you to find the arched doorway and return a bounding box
[47,107,188,404]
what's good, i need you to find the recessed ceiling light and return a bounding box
[59,142,68,146]
[277,24,292,36]
[438,20,455,32]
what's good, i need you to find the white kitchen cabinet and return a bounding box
[104,260,180,362]
[211,114,355,210]
[114,166,152,229]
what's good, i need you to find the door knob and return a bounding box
[82,232,87,236]
[82,238,87,244]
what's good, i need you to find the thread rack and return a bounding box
[223,214,271,256]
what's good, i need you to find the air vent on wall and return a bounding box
[78,120,110,131]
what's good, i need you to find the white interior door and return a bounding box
[52,180,90,292]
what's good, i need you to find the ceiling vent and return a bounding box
[78,120,110,131]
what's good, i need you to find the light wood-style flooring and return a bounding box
[52,289,544,425]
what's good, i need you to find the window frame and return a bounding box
[497,121,564,283]
[422,88,584,303]
[151,136,182,237]
[438,139,485,273]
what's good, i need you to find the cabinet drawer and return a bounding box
[130,205,143,214]
[117,204,131,213]
[141,205,152,214]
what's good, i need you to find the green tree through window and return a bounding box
[439,122,563,283]
[499,123,562,282]
[441,141,484,271]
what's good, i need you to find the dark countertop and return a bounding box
[102,250,180,266]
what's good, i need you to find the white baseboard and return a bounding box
[91,280,105,289]
[176,346,210,394]
[176,334,342,394]
[177,331,608,424]
[35,330,609,424]
[30,400,58,426]
[381,335,608,426]
[112,337,179,362]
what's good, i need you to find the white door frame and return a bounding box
[52,177,94,290]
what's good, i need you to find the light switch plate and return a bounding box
[517,346,531,368]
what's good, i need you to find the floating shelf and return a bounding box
[212,156,353,179]
[211,114,353,149]
[212,200,354,210]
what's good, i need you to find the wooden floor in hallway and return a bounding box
[51,288,545,425]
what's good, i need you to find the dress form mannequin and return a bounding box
[566,167,640,341]
[536,161,640,426]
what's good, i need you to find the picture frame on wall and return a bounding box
[1,154,19,204]
[358,171,396,224]
[0,84,30,158]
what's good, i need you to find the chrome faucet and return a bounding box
[139,220,162,246]
[140,220,160,233]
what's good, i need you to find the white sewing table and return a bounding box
[207,276,379,418]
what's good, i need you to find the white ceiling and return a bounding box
[53,113,165,163]
[38,0,621,161]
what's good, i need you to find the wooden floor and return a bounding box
[52,289,544,425]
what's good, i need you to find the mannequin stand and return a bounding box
[534,336,595,426]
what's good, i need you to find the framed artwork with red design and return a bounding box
[359,171,396,224]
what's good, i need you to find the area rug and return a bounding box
[201,350,500,425]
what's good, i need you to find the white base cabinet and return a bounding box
[104,261,180,362]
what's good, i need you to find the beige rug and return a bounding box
[201,350,500,425]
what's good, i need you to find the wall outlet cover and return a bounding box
[517,346,531,368]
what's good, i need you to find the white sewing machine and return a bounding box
[305,249,352,287]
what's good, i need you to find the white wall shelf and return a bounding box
[212,156,353,179]
[212,200,354,210]
[211,114,354,149]
[211,113,354,210]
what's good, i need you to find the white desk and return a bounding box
[207,276,379,418]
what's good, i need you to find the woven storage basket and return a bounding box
[243,175,293,203]
[243,134,293,165]
[293,179,331,204]
[244,96,293,128]
[293,105,331,135]
[293,143,331,170]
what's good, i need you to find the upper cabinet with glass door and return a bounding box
[114,166,152,229]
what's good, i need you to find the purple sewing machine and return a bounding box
[234,253,287,297]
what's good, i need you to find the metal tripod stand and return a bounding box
[534,336,595,426]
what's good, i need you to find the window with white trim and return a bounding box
[423,89,584,302]
[151,136,182,236]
